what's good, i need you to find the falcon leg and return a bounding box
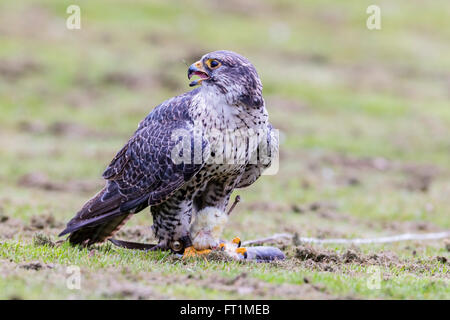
[150,197,193,253]
[185,196,247,259]
[189,207,228,250]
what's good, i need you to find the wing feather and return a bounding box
[60,90,208,244]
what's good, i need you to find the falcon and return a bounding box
[59,50,277,257]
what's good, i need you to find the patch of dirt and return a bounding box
[64,88,101,109]
[204,250,235,263]
[290,200,368,228]
[0,58,43,81]
[290,203,306,214]
[400,169,435,193]
[314,153,441,193]
[17,120,46,134]
[17,120,112,139]
[245,201,289,213]
[102,71,156,91]
[17,172,102,194]
[94,263,335,299]
[342,249,365,264]
[48,122,99,138]
[0,206,9,223]
[294,244,402,268]
[291,244,447,276]
[319,154,426,174]
[381,220,442,233]
[32,232,56,247]
[266,96,311,113]
[142,32,171,46]
[27,213,63,230]
[100,282,167,300]
[19,261,54,271]
[0,216,27,240]
[307,201,334,212]
[0,5,57,40]
[0,200,67,241]
[436,256,448,265]
[154,70,184,91]
[266,48,331,67]
[295,245,340,263]
[115,226,154,243]
[188,272,334,299]
[206,0,272,17]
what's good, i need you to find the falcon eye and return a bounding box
[206,59,221,69]
[210,60,219,68]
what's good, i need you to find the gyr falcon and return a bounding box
[59,50,277,256]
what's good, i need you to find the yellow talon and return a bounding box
[236,247,247,255]
[183,246,212,259]
[232,237,241,247]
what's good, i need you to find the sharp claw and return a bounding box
[232,237,241,247]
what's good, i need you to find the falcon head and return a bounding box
[188,50,263,108]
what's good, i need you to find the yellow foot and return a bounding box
[182,246,212,259]
[236,247,248,259]
[232,237,241,247]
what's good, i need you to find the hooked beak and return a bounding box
[187,60,209,87]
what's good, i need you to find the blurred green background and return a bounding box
[0,0,449,299]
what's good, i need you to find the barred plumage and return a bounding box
[60,50,277,250]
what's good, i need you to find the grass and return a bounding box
[0,0,449,299]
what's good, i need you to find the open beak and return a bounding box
[187,60,209,87]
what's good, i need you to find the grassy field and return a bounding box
[0,0,449,299]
